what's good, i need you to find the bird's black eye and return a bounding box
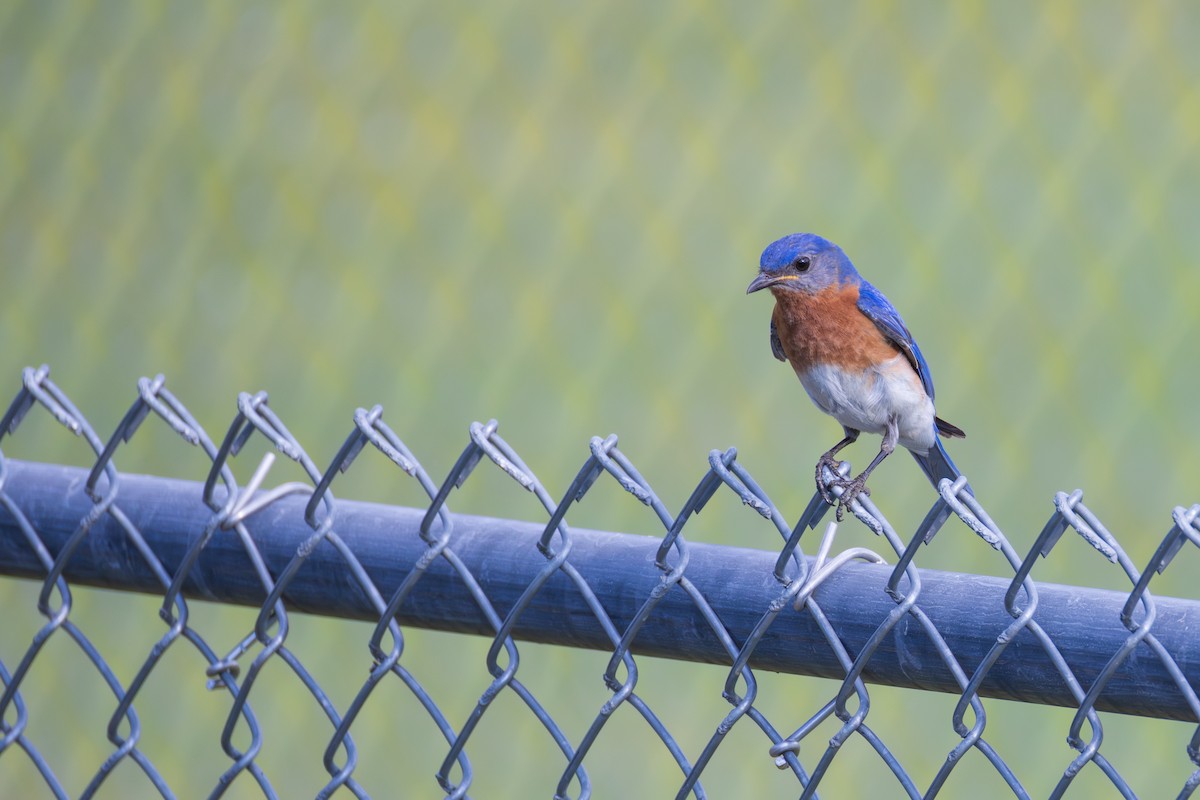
[793,256,811,272]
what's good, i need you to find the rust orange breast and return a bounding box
[771,284,901,371]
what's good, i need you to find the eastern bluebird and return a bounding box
[746,233,968,519]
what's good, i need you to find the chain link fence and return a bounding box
[1,365,1197,799]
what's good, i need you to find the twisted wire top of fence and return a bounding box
[1,365,1198,800]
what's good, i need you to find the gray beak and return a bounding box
[746,272,781,294]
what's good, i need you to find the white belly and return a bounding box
[797,356,937,453]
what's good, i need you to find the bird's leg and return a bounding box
[815,427,860,506]
[833,416,898,521]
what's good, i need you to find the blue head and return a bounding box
[746,233,860,295]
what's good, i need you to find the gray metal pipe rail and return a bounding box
[1,458,1195,721]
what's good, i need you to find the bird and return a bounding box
[746,232,968,520]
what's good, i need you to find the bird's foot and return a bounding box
[830,474,871,521]
[814,453,844,506]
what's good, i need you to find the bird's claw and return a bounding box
[816,455,873,520]
[815,454,842,506]
[832,475,871,521]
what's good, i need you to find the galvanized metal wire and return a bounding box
[1,366,1198,799]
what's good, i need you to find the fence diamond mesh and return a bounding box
[1,366,1197,799]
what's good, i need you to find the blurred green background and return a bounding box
[2,1,1199,797]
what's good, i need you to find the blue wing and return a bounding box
[856,280,936,400]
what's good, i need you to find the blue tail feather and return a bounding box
[911,438,972,497]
